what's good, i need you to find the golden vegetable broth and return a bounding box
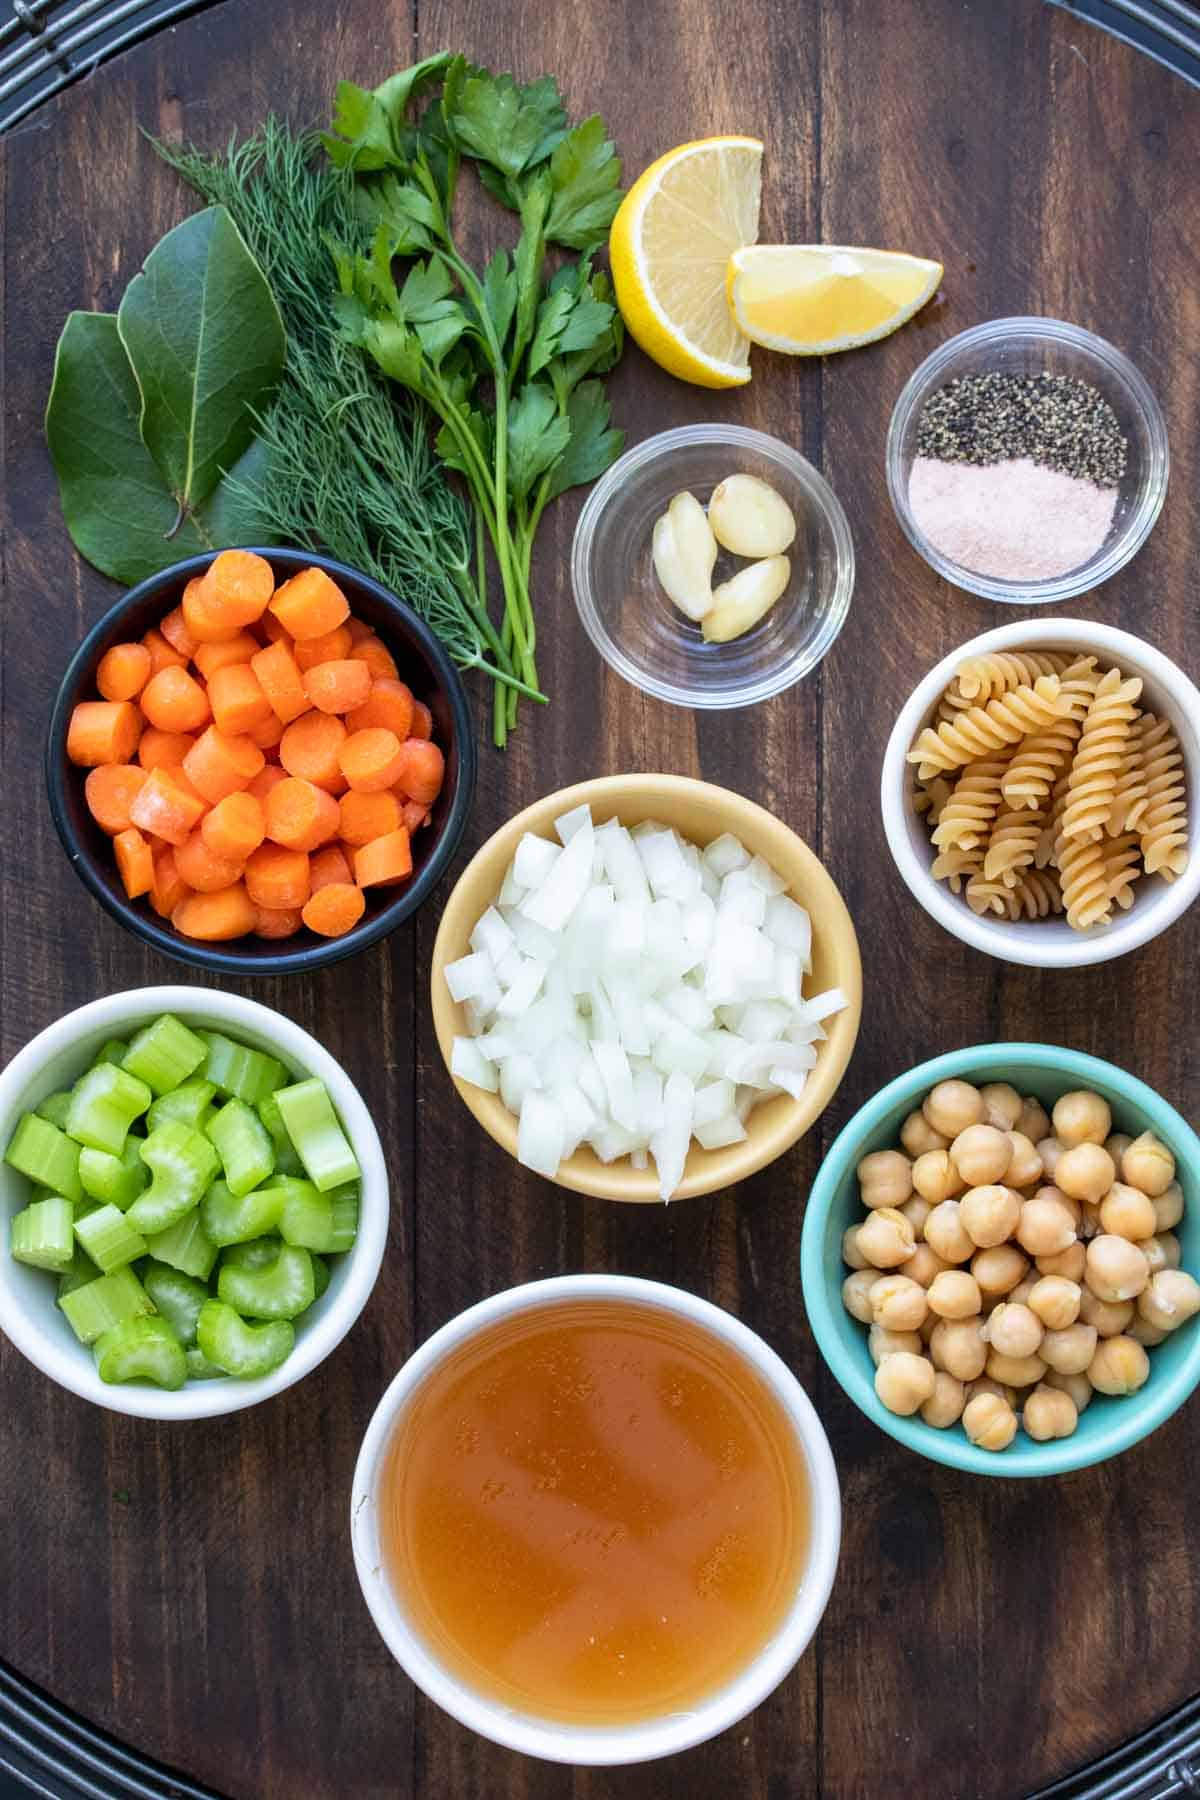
[379,1301,810,1723]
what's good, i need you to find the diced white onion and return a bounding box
[518,1090,565,1178]
[555,802,593,844]
[451,1036,500,1092]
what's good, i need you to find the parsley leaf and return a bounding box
[545,116,622,250]
[545,380,624,500]
[506,383,572,501]
[444,67,567,178]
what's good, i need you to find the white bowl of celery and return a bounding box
[0,987,387,1418]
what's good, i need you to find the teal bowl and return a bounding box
[801,1044,1200,1477]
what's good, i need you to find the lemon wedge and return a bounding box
[726,244,943,355]
[609,136,763,388]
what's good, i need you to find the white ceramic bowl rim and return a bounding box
[0,986,388,1420]
[881,619,1200,968]
[351,1273,841,1766]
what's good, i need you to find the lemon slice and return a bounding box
[726,245,943,355]
[610,136,763,388]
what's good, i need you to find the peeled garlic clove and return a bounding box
[707,473,797,557]
[701,554,791,643]
[651,491,717,621]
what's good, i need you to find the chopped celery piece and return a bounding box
[78,1138,149,1210]
[217,1244,315,1319]
[73,1203,147,1273]
[96,1038,130,1070]
[277,1181,358,1254]
[327,1184,359,1253]
[35,1090,74,1130]
[5,1113,81,1203]
[65,1062,152,1156]
[207,1098,275,1197]
[142,1262,209,1345]
[196,1300,294,1378]
[10,1196,74,1270]
[94,1315,186,1390]
[311,1254,330,1301]
[121,1013,207,1097]
[200,1179,286,1246]
[143,1210,218,1281]
[185,1346,227,1380]
[126,1121,219,1236]
[201,1032,287,1106]
[221,1236,282,1271]
[58,1245,101,1297]
[59,1266,154,1344]
[256,1092,304,1177]
[275,1080,360,1192]
[147,1079,217,1133]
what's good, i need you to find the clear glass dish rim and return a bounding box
[571,424,855,710]
[884,316,1170,606]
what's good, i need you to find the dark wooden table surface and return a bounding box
[2,2,1198,1796]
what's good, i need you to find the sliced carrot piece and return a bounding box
[302,883,366,937]
[142,626,188,674]
[309,844,353,891]
[244,843,312,911]
[201,791,266,863]
[149,847,189,919]
[67,700,142,767]
[268,566,350,641]
[159,605,198,659]
[338,728,405,794]
[113,827,154,899]
[129,767,208,846]
[138,728,196,772]
[346,615,375,644]
[183,726,265,804]
[172,883,258,942]
[248,710,285,753]
[346,677,414,739]
[193,631,260,681]
[279,712,347,793]
[96,642,152,703]
[250,639,310,725]
[339,789,403,847]
[401,799,429,833]
[393,738,445,806]
[140,666,211,734]
[258,611,291,646]
[253,905,304,940]
[247,763,289,807]
[348,636,399,681]
[181,575,244,645]
[207,662,273,737]
[354,828,413,888]
[264,777,340,853]
[175,829,245,893]
[85,764,148,835]
[409,701,433,741]
[199,550,276,628]
[293,625,353,672]
[302,659,372,716]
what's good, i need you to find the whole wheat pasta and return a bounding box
[909,676,1066,780]
[1137,714,1190,880]
[1060,667,1143,842]
[930,758,1010,851]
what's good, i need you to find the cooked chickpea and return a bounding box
[1153,1181,1185,1233]
[1027,1276,1081,1331]
[960,1184,1021,1249]
[842,1225,868,1270]
[857,1149,914,1210]
[905,1242,949,1288]
[981,1083,1023,1131]
[842,1269,882,1324]
[1078,1287,1134,1337]
[1078,1201,1102,1241]
[926,1269,982,1320]
[924,1200,975,1264]
[924,1079,985,1139]
[1037,1137,1066,1182]
[965,1376,1017,1407]
[870,1274,928,1332]
[1121,1130,1176,1199]
[1088,1335,1150,1396]
[963,1391,1018,1451]
[1044,1369,1093,1414]
[985,1348,1047,1387]
[901,1193,932,1239]
[1055,1142,1116,1204]
[1018,1097,1052,1143]
[900,1109,948,1158]
[982,1301,1044,1359]
[1005,1131,1044,1190]
[868,1325,923,1365]
[1098,1182,1157,1242]
[1008,1274,1039,1306]
[1136,1269,1200,1332]
[1056,1191,1084,1230]
[1035,1241,1087,1282]
[929,1315,987,1381]
[1053,1090,1111,1148]
[1137,1232,1181,1274]
[918,1310,939,1344]
[972,1243,1030,1296]
[1105,1132,1133,1167]
[857,1207,916,1269]
[1128,1316,1168,1348]
[911,1149,965,1205]
[1023,1383,1078,1442]
[875,1350,936,1416]
[1085,1234,1149,1303]
[950,1123,1013,1187]
[1016,1192,1077,1258]
[920,1370,966,1429]
[1040,1322,1099,1375]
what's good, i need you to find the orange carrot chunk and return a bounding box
[67,700,143,768]
[199,551,275,628]
[149,847,190,919]
[253,905,304,940]
[293,625,353,672]
[142,627,188,674]
[248,711,285,753]
[138,728,196,772]
[309,844,353,891]
[354,828,413,888]
[96,642,152,703]
[302,659,372,716]
[409,701,433,741]
[181,575,245,645]
[401,799,429,833]
[207,662,274,737]
[113,827,155,899]
[247,763,289,807]
[183,726,265,804]
[338,727,405,794]
[201,791,266,864]
[250,639,310,726]
[128,766,207,846]
[159,605,198,659]
[348,635,399,681]
[279,712,347,793]
[193,631,260,680]
[345,677,414,740]
[302,883,366,937]
[85,764,148,835]
[174,829,245,894]
[346,615,374,644]
[140,665,211,734]
[244,842,312,911]
[268,566,350,641]
[264,776,341,853]
[338,789,403,847]
[172,883,258,942]
[393,738,445,806]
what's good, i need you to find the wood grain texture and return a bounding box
[0,1,1198,1796]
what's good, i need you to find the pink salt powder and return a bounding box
[908,455,1119,581]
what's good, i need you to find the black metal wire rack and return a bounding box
[0,0,222,131]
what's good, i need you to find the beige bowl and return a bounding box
[430,775,862,1202]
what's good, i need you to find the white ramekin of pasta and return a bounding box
[881,620,1200,968]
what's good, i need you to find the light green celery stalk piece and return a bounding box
[217,1245,315,1320]
[274,1081,360,1193]
[4,1113,82,1203]
[196,1300,294,1378]
[59,1267,154,1345]
[122,1014,208,1097]
[126,1121,220,1237]
[94,1316,186,1390]
[65,1063,152,1156]
[73,1204,147,1274]
[10,1197,75,1271]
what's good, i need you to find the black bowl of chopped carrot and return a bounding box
[46,548,477,975]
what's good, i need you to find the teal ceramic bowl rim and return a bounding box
[801,1043,1200,1477]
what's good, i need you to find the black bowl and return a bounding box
[46,548,477,976]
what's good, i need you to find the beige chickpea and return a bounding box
[923,1079,985,1139]
[842,1270,882,1324]
[1044,1369,1093,1414]
[1055,1142,1115,1204]
[924,1200,975,1264]
[1016,1192,1078,1258]
[912,1150,966,1206]
[1005,1131,1045,1190]
[1098,1182,1157,1242]
[960,1184,1021,1249]
[914,1370,962,1428]
[930,1315,987,1381]
[918,1309,939,1344]
[985,1348,1047,1387]
[1085,1234,1149,1303]
[900,1109,948,1158]
[1121,1130,1176,1199]
[857,1207,916,1269]
[1078,1200,1102,1241]
[1153,1182,1185,1233]
[1128,1315,1169,1348]
[1035,1241,1087,1282]
[842,1225,868,1270]
[926,1269,982,1320]
[1018,1097,1052,1143]
[981,1083,1023,1131]
[870,1274,928,1332]
[1088,1335,1150,1396]
[972,1243,1030,1297]
[963,1391,1018,1452]
[1136,1269,1200,1332]
[1040,1322,1099,1375]
[1027,1276,1081,1331]
[1053,1090,1112,1148]
[1137,1232,1181,1275]
[1008,1274,1039,1306]
[1078,1286,1134,1337]
[1037,1137,1066,1182]
[950,1124,1013,1187]
[874,1350,936,1416]
[900,1193,932,1239]
[1022,1383,1078,1442]
[1056,1191,1084,1231]
[904,1242,949,1288]
[965,1376,1018,1407]
[868,1325,923,1365]
[1105,1132,1133,1167]
[857,1149,914,1210]
[982,1301,1044,1359]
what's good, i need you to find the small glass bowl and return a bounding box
[571,424,854,709]
[885,317,1169,605]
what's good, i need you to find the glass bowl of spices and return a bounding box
[886,318,1168,605]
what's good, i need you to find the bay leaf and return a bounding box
[116,205,285,514]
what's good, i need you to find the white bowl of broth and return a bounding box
[351,1274,840,1764]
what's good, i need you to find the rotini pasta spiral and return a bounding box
[931,759,1009,851]
[1060,667,1143,842]
[908,676,1066,780]
[1137,714,1190,879]
[1055,826,1112,930]
[1008,868,1064,920]
[983,806,1043,885]
[1103,832,1142,911]
[913,774,954,825]
[938,649,1071,718]
[1000,658,1099,812]
[931,843,983,892]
